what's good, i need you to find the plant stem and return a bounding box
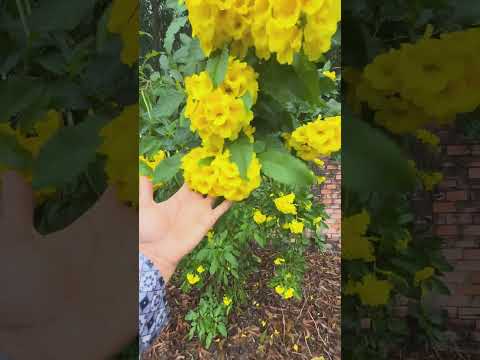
[15,0,30,39]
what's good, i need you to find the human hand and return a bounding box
[139,176,232,281]
[0,171,138,359]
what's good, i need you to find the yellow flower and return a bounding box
[314,158,325,167]
[346,274,393,306]
[182,146,261,201]
[274,193,297,215]
[275,285,285,295]
[108,0,139,66]
[139,150,165,171]
[261,320,267,327]
[288,219,304,234]
[196,265,205,274]
[253,209,267,224]
[342,210,376,262]
[207,230,215,242]
[323,70,336,81]
[266,215,276,222]
[273,257,286,265]
[415,129,440,148]
[313,216,322,225]
[293,344,299,351]
[223,296,233,306]
[287,116,341,161]
[186,273,200,285]
[283,288,295,299]
[414,267,435,286]
[317,176,326,184]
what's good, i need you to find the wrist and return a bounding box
[139,243,177,282]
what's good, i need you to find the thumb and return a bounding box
[1,171,34,232]
[139,176,153,207]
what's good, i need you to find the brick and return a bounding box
[469,168,480,178]
[447,191,468,201]
[459,308,480,319]
[433,202,456,212]
[472,272,480,284]
[457,261,480,271]
[435,214,447,224]
[477,320,480,329]
[447,145,470,155]
[458,285,480,296]
[463,225,480,235]
[473,332,480,342]
[445,295,472,307]
[443,271,469,283]
[456,240,478,248]
[436,225,458,236]
[446,307,458,319]
[464,249,480,259]
[438,179,457,189]
[473,145,480,155]
[442,248,463,260]
[448,319,476,329]
[446,214,472,224]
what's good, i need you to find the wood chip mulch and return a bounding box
[144,246,341,360]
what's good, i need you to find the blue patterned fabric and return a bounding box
[139,253,169,353]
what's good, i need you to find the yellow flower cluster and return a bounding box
[345,274,393,306]
[342,210,376,262]
[182,146,261,201]
[283,219,304,234]
[275,285,295,299]
[186,272,201,285]
[98,105,139,204]
[108,0,139,66]
[348,27,480,134]
[273,257,285,265]
[253,209,267,224]
[223,296,233,306]
[139,150,165,171]
[287,116,341,161]
[185,57,258,151]
[273,193,297,214]
[185,0,340,64]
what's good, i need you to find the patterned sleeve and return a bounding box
[139,253,169,354]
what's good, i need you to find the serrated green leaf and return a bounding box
[227,136,253,180]
[153,153,182,184]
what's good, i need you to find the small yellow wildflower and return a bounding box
[313,216,322,225]
[284,288,295,299]
[223,296,233,306]
[207,230,214,241]
[253,209,267,224]
[314,158,325,167]
[293,344,299,351]
[261,320,267,327]
[266,215,276,222]
[274,257,286,265]
[317,176,326,184]
[186,273,200,285]
[275,285,285,295]
[282,222,291,230]
[196,265,205,274]
[323,70,336,81]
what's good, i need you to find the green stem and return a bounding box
[15,0,30,39]
[23,0,31,15]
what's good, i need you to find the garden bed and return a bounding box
[145,246,341,360]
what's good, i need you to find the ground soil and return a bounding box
[144,246,341,360]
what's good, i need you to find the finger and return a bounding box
[139,176,153,207]
[211,200,232,221]
[1,171,33,230]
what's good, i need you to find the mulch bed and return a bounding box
[144,246,341,360]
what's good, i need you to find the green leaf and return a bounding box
[227,136,253,180]
[253,140,266,153]
[205,333,213,349]
[153,153,182,184]
[293,52,320,103]
[165,16,188,53]
[0,133,32,171]
[152,87,185,118]
[343,110,415,193]
[198,156,215,167]
[32,118,104,189]
[29,0,97,32]
[217,323,228,337]
[206,47,229,87]
[259,149,315,187]
[241,91,253,111]
[0,76,46,120]
[224,252,238,267]
[139,162,153,178]
[254,233,266,248]
[429,278,451,296]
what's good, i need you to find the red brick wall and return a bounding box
[318,159,341,244]
[432,129,480,343]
